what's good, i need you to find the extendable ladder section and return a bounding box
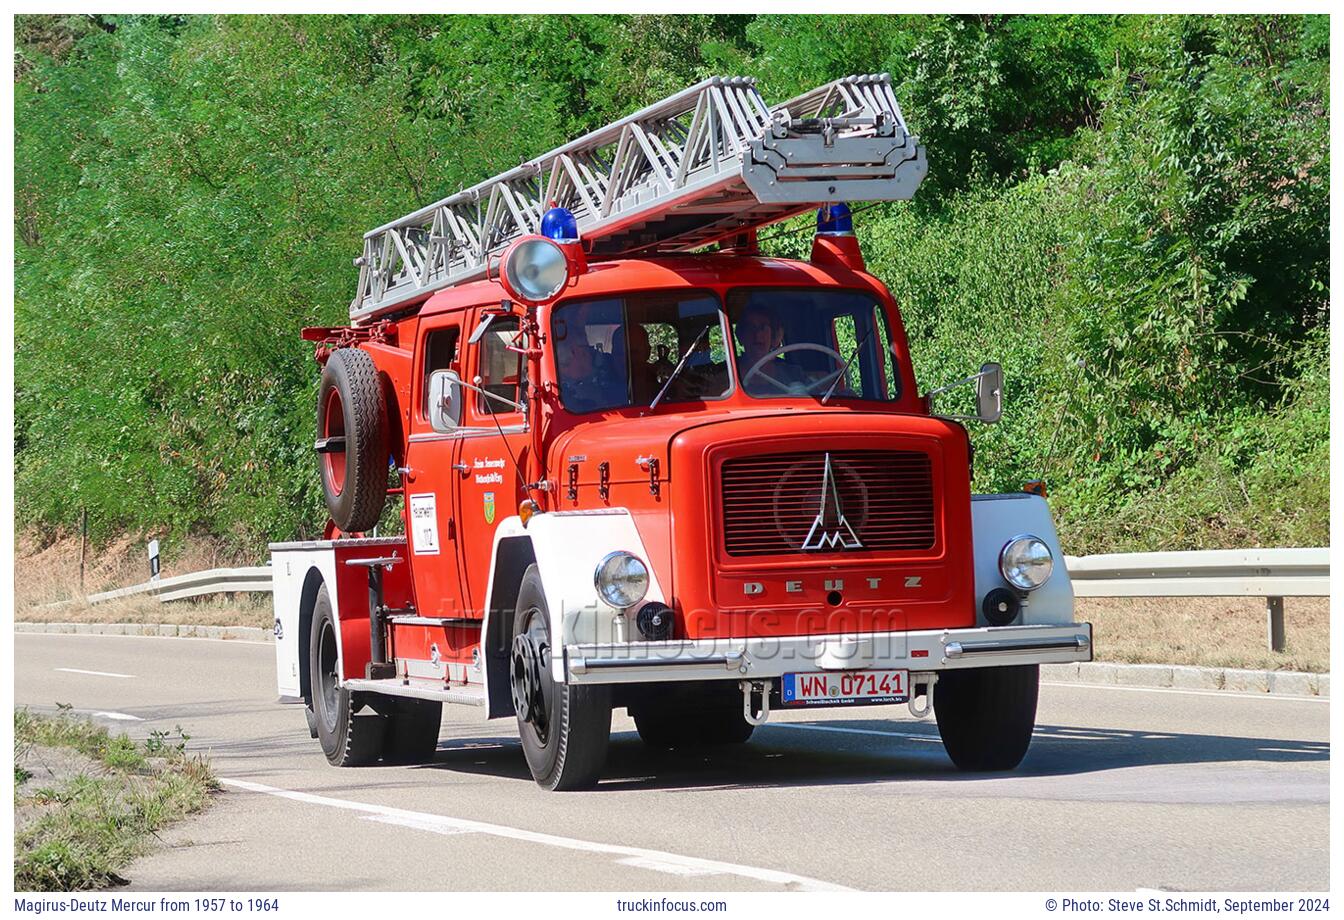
[350,73,927,324]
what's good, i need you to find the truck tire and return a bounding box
[511,565,611,790]
[317,347,388,534]
[933,664,1039,771]
[309,585,386,766]
[384,698,442,764]
[631,685,754,749]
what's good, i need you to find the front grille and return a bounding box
[720,449,935,557]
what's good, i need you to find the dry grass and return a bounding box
[13,532,1330,672]
[14,531,271,628]
[1078,595,1330,673]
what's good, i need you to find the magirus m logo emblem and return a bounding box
[802,453,863,551]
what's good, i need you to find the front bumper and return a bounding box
[565,622,1092,685]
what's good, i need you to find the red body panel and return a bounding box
[351,251,972,650]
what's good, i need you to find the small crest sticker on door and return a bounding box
[483,491,496,524]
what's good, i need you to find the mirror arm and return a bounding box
[925,370,988,400]
[450,376,525,414]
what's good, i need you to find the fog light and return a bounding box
[998,534,1054,592]
[635,602,674,641]
[982,587,1021,626]
[594,551,649,609]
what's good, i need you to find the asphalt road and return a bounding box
[13,632,1329,892]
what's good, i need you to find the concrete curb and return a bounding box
[15,622,1328,697]
[1042,661,1329,698]
[15,621,271,643]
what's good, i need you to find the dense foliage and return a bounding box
[15,14,1329,555]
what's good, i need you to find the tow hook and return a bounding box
[908,673,937,719]
[739,679,771,726]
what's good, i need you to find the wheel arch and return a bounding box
[297,566,327,707]
[481,511,668,716]
[481,534,537,719]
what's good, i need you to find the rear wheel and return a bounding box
[511,565,611,790]
[933,665,1039,771]
[309,585,386,766]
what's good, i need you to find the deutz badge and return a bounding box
[483,491,496,524]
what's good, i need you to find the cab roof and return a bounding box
[416,252,886,320]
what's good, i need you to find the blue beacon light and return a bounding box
[816,202,854,236]
[540,206,580,242]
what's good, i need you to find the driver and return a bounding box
[734,305,806,394]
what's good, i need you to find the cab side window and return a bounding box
[421,327,460,418]
[476,317,524,416]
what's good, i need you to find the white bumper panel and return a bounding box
[565,622,1092,685]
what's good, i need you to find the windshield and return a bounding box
[552,292,731,413]
[727,288,901,401]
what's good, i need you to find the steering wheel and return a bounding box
[743,343,847,396]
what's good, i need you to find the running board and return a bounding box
[342,678,486,707]
[387,615,483,627]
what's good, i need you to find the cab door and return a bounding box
[454,309,530,616]
[403,317,467,617]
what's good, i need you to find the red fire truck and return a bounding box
[271,74,1091,790]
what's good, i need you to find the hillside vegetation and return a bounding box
[15,15,1329,557]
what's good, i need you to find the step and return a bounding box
[342,678,486,707]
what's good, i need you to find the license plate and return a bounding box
[780,669,909,706]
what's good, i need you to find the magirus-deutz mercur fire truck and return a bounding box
[270,73,1091,790]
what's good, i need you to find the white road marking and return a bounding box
[22,632,272,646]
[221,778,852,891]
[92,711,143,721]
[1043,681,1329,703]
[55,667,135,678]
[362,814,470,836]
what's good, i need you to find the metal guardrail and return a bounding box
[83,566,274,605]
[68,548,1328,652]
[1065,547,1329,652]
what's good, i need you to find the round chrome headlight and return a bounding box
[999,535,1054,592]
[502,237,569,304]
[594,551,649,609]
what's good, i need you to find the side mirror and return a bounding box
[925,361,1004,424]
[428,370,463,433]
[975,362,1002,423]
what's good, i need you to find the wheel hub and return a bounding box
[510,632,545,724]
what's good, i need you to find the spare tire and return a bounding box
[316,348,388,533]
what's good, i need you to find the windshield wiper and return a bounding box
[821,328,874,404]
[649,326,710,410]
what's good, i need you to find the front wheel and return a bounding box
[631,684,754,749]
[933,665,1039,771]
[511,565,611,790]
